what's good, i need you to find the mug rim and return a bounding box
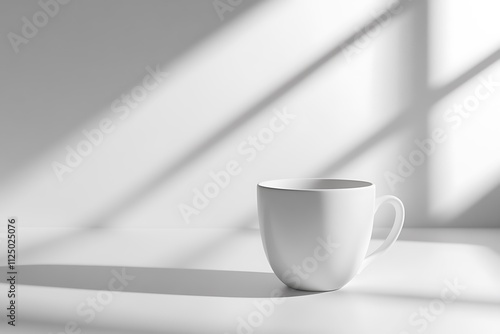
[258,178,374,192]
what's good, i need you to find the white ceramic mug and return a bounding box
[257,178,404,291]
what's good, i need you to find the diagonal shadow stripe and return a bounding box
[0,0,265,182]
[433,48,500,99]
[314,46,500,178]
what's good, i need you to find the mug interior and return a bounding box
[258,178,372,191]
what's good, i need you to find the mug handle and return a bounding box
[358,195,405,273]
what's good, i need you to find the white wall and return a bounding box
[1,0,500,229]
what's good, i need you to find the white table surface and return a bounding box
[1,227,499,334]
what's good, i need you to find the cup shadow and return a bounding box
[3,265,318,298]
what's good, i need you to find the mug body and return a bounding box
[257,179,375,291]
